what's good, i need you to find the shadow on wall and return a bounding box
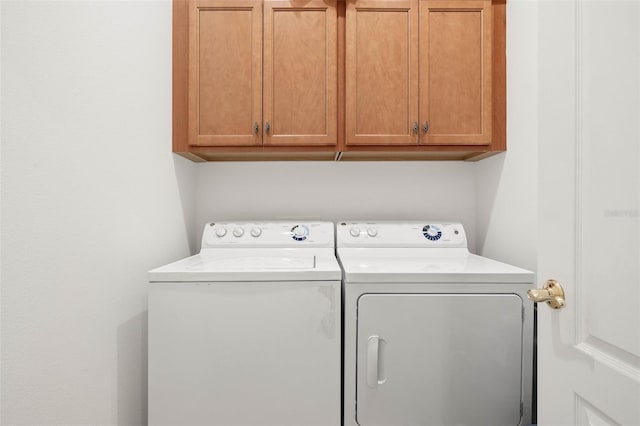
[174,155,199,255]
[118,312,148,426]
[474,153,506,255]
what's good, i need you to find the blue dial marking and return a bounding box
[422,225,442,241]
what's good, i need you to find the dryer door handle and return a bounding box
[367,336,380,388]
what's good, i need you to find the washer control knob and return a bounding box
[215,227,227,238]
[366,227,378,237]
[350,227,361,237]
[233,227,245,238]
[250,227,262,238]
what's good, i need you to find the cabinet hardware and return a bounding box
[412,122,419,134]
[423,121,429,134]
[253,122,259,135]
[265,121,271,135]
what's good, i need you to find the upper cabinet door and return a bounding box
[263,1,338,146]
[189,0,262,146]
[420,0,492,145]
[346,0,420,145]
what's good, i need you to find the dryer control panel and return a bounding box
[202,221,334,249]
[336,222,467,248]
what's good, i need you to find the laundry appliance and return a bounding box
[148,221,341,426]
[337,221,534,426]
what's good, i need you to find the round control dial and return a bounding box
[349,227,361,237]
[366,227,378,237]
[215,227,227,238]
[291,225,309,241]
[250,227,262,238]
[422,225,442,241]
[233,227,245,238]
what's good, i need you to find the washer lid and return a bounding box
[337,248,534,283]
[149,248,341,282]
[187,254,316,270]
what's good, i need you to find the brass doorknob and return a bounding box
[528,279,566,309]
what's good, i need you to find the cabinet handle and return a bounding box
[423,121,429,134]
[253,122,259,135]
[265,121,271,136]
[412,122,419,135]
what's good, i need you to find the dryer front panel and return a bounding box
[356,293,523,426]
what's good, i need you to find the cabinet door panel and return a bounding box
[346,0,419,145]
[189,0,262,146]
[420,0,492,145]
[264,1,337,146]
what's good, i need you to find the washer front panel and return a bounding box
[149,281,341,426]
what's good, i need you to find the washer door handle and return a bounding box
[367,335,380,388]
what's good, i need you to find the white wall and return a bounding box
[1,0,539,424]
[195,162,479,251]
[1,1,195,424]
[475,0,538,272]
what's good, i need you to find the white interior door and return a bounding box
[537,0,640,424]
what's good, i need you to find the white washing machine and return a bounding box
[148,221,341,426]
[337,222,534,426]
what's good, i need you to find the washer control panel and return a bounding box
[202,221,334,248]
[337,222,467,248]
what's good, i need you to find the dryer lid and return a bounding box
[337,249,534,283]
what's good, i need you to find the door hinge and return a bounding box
[520,401,524,417]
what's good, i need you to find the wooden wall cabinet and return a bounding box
[342,0,502,160]
[173,0,506,161]
[175,0,339,161]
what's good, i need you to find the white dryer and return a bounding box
[337,222,534,426]
[148,221,341,426]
